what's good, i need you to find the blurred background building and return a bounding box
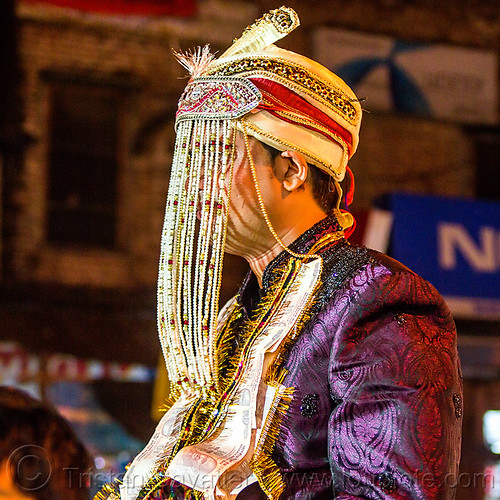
[0,0,499,498]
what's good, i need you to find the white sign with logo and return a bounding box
[314,28,498,125]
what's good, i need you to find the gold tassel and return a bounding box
[219,6,299,60]
[93,482,120,500]
[250,384,295,500]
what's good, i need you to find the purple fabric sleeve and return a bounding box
[274,257,462,499]
[327,265,462,498]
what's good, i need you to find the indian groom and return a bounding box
[97,6,462,500]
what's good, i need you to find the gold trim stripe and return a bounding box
[238,119,347,178]
[208,56,359,125]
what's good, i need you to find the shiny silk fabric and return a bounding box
[162,215,463,500]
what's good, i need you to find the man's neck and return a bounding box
[245,214,325,287]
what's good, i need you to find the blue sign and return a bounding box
[389,193,500,318]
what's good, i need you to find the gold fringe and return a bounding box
[250,384,295,500]
[93,481,120,500]
[157,392,182,415]
[192,489,205,500]
[215,300,245,391]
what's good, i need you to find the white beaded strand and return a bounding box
[158,120,193,387]
[157,117,237,397]
[183,120,206,386]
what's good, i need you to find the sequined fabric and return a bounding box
[235,215,462,499]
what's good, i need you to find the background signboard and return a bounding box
[22,0,196,16]
[314,28,498,125]
[389,193,500,319]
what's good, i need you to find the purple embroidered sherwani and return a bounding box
[161,216,462,500]
[235,216,462,499]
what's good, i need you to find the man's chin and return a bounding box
[223,236,246,258]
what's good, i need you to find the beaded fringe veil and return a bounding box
[157,119,236,396]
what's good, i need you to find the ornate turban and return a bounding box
[179,9,362,183]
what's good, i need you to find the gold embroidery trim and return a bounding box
[249,383,295,500]
[239,119,347,178]
[208,56,358,124]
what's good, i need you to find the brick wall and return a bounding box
[12,0,497,288]
[14,0,256,288]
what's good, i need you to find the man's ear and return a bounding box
[278,150,308,192]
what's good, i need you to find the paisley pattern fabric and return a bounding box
[160,216,462,499]
[234,216,462,499]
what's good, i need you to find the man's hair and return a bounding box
[260,142,339,214]
[0,386,92,500]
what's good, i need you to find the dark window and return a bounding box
[47,78,129,249]
[470,126,500,202]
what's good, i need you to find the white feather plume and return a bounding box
[173,45,216,79]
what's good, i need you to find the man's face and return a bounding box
[223,133,282,256]
[193,129,284,258]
